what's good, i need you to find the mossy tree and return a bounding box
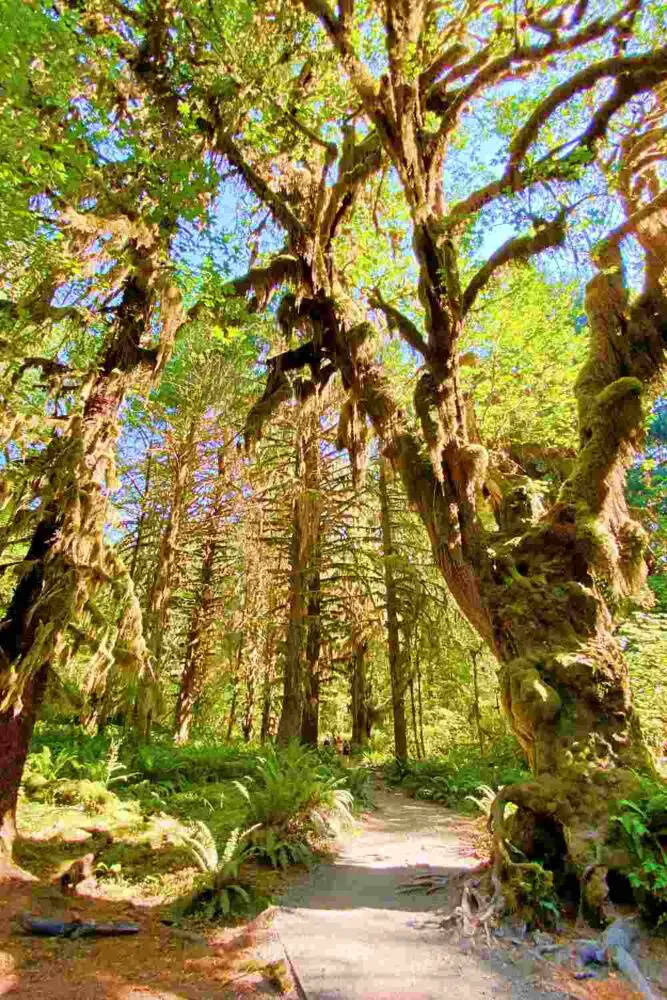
[221,1,667,912]
[1,0,666,914]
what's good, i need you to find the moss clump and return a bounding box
[52,780,119,813]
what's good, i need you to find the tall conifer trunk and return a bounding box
[350,634,371,750]
[379,462,408,760]
[301,534,322,745]
[277,413,322,745]
[174,533,217,744]
[137,417,198,741]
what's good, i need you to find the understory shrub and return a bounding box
[385,737,528,810]
[22,725,370,920]
[611,777,667,925]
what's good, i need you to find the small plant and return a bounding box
[612,786,667,923]
[505,861,561,929]
[95,860,124,883]
[22,746,78,801]
[175,819,221,873]
[52,779,119,813]
[344,767,374,809]
[75,738,136,789]
[177,824,262,920]
[465,784,498,817]
[251,828,313,870]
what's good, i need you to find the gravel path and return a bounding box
[273,784,567,1000]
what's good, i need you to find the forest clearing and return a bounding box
[1,0,667,995]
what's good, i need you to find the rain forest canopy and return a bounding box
[0,0,666,935]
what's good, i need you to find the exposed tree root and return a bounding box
[439,869,507,945]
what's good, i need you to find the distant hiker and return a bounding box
[323,736,332,749]
[335,735,343,754]
[342,740,350,756]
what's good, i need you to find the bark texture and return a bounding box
[277,413,323,745]
[350,634,371,750]
[379,461,408,760]
[174,532,217,744]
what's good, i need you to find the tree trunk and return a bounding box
[379,461,408,760]
[471,647,485,759]
[137,416,198,739]
[300,544,322,745]
[0,250,182,862]
[0,516,57,866]
[416,657,426,759]
[277,415,322,745]
[226,676,239,742]
[350,636,370,750]
[409,679,421,760]
[242,670,255,743]
[301,671,320,746]
[174,532,217,744]
[129,442,156,580]
[260,675,273,744]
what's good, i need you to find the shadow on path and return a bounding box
[274,785,567,1000]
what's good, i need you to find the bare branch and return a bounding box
[444,48,667,229]
[508,49,667,174]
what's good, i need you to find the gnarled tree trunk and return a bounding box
[0,245,182,864]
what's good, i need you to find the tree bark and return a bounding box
[174,532,217,744]
[242,668,256,742]
[471,646,485,759]
[379,461,408,760]
[277,415,322,745]
[0,246,182,862]
[137,416,198,740]
[301,671,320,746]
[350,635,371,750]
[409,679,421,760]
[260,672,274,744]
[0,516,57,865]
[416,657,426,759]
[226,673,239,742]
[301,539,322,745]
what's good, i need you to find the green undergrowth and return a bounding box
[611,774,667,926]
[384,736,529,811]
[19,722,374,920]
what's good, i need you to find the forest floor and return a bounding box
[1,780,666,999]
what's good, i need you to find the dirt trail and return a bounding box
[274,784,568,1000]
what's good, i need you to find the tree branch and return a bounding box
[444,48,667,229]
[216,133,305,241]
[462,212,568,316]
[370,288,430,358]
[300,0,379,103]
